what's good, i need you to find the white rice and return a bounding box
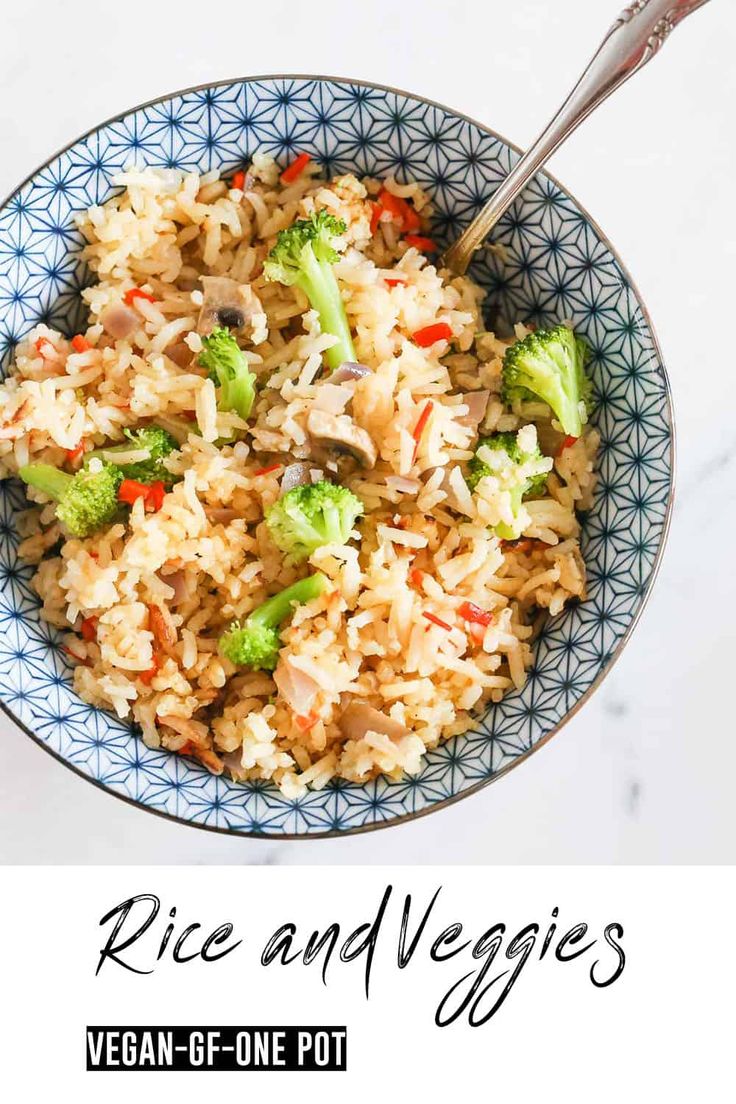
[0,157,598,794]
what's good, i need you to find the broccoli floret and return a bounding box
[502,324,592,437]
[198,327,256,421]
[86,425,179,485]
[466,431,551,540]
[467,432,548,493]
[19,462,122,538]
[266,480,364,562]
[263,209,356,370]
[219,572,329,671]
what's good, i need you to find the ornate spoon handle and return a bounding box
[444,0,710,274]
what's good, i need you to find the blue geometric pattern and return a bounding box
[0,77,673,837]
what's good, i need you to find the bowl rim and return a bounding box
[0,72,676,843]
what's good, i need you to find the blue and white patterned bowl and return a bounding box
[0,76,673,838]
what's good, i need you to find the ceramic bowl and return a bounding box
[0,76,673,837]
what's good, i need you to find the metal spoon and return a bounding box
[444,0,710,275]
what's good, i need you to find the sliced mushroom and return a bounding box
[456,390,490,429]
[100,303,140,340]
[197,276,261,335]
[197,277,243,332]
[338,701,409,742]
[203,506,241,525]
[306,409,378,468]
[163,340,193,368]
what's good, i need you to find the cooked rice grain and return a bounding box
[0,159,598,794]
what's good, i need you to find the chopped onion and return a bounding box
[221,750,248,779]
[100,304,139,340]
[338,701,408,742]
[423,465,469,513]
[330,362,371,384]
[386,475,421,495]
[456,390,490,428]
[158,568,192,605]
[280,462,312,494]
[274,656,320,715]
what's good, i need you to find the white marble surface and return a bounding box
[1,0,733,864]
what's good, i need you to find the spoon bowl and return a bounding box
[444,0,710,274]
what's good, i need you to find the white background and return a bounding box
[0,866,733,1102]
[1,0,734,864]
